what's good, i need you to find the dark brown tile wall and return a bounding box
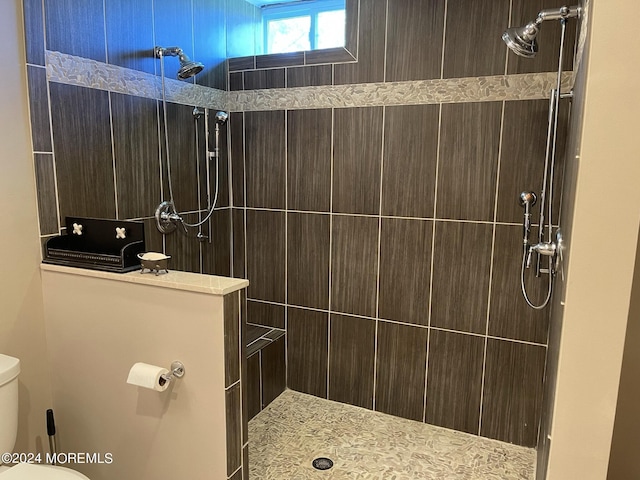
[329,315,375,409]
[437,102,502,221]
[333,107,383,215]
[481,339,546,447]
[287,109,332,212]
[26,66,51,152]
[287,213,330,309]
[425,330,484,434]
[375,322,428,421]
[287,308,328,398]
[33,154,58,235]
[378,218,432,325]
[331,215,379,317]
[244,111,286,209]
[381,104,439,218]
[431,222,493,334]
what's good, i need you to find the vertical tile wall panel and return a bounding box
[375,322,428,421]
[194,0,227,90]
[26,66,52,152]
[333,107,383,215]
[247,301,285,329]
[385,0,446,82]
[23,0,45,66]
[230,112,245,207]
[247,352,262,420]
[110,93,161,220]
[232,209,246,278]
[244,69,285,90]
[287,213,330,309]
[382,104,439,218]
[442,0,510,78]
[287,109,332,212]
[287,308,328,398]
[49,83,116,220]
[426,330,484,434]
[229,73,244,92]
[436,102,502,221]
[246,210,285,302]
[431,222,493,334]
[202,209,232,277]
[105,0,155,74]
[152,0,195,81]
[143,218,164,254]
[481,339,546,447]
[334,0,386,85]
[164,213,202,273]
[508,0,577,75]
[328,315,375,409]
[330,215,379,317]
[44,0,107,62]
[225,383,242,476]
[378,218,432,326]
[34,154,58,235]
[245,110,286,209]
[497,99,569,224]
[489,225,550,343]
[224,292,241,388]
[261,336,286,408]
[286,65,333,88]
[162,102,201,213]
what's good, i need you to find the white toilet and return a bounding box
[0,354,89,479]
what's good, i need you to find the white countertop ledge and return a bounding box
[40,264,249,296]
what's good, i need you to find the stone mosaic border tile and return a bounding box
[46,50,227,109]
[46,51,573,113]
[229,72,573,112]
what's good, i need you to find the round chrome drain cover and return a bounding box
[312,457,334,470]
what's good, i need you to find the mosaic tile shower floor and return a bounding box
[249,390,535,480]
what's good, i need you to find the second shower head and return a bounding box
[155,46,204,80]
[502,5,580,58]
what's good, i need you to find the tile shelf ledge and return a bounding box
[40,263,249,296]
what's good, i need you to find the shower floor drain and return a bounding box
[312,457,334,470]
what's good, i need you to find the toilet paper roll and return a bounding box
[126,363,170,392]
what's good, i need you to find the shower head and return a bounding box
[214,111,229,125]
[502,5,580,58]
[154,46,204,80]
[502,22,540,58]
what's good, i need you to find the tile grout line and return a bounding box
[283,109,289,383]
[243,111,248,285]
[505,0,514,76]
[107,91,119,220]
[424,103,443,422]
[440,0,449,80]
[327,107,335,400]
[478,99,507,436]
[373,105,386,411]
[382,0,389,83]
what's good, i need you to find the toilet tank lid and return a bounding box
[0,355,20,386]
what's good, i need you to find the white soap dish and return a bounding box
[137,252,171,275]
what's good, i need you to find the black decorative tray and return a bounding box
[43,217,145,273]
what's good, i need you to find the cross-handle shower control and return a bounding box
[520,191,537,247]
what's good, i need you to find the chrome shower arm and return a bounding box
[536,5,581,24]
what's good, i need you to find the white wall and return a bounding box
[546,0,640,477]
[0,0,53,454]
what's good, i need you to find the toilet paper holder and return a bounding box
[160,361,185,385]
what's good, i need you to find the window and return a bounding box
[262,0,346,55]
